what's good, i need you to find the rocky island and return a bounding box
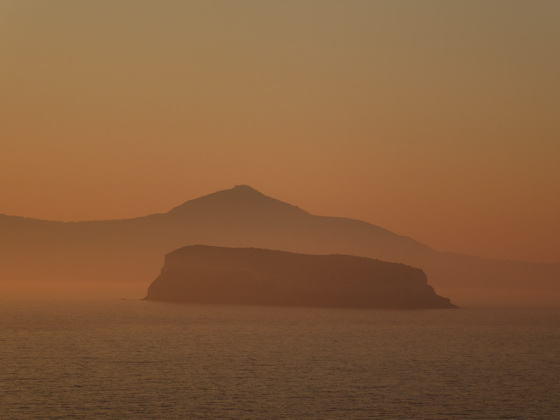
[145,245,456,309]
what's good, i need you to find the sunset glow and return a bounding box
[1,3,559,420]
[1,1,559,263]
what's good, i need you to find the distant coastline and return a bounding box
[1,186,558,306]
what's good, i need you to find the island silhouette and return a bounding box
[1,185,558,305]
[145,245,456,309]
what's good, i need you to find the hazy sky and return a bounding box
[1,0,559,263]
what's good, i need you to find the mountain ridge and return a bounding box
[0,185,558,305]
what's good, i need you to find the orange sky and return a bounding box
[1,1,559,263]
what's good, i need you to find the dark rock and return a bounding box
[145,245,457,309]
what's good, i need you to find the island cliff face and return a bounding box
[145,245,456,309]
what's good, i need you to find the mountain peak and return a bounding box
[166,185,309,217]
[232,184,260,192]
[228,184,265,196]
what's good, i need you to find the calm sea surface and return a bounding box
[0,300,558,419]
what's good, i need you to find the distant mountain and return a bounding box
[0,185,558,305]
[146,245,457,309]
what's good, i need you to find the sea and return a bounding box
[0,299,558,419]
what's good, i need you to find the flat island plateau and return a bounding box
[145,245,456,309]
